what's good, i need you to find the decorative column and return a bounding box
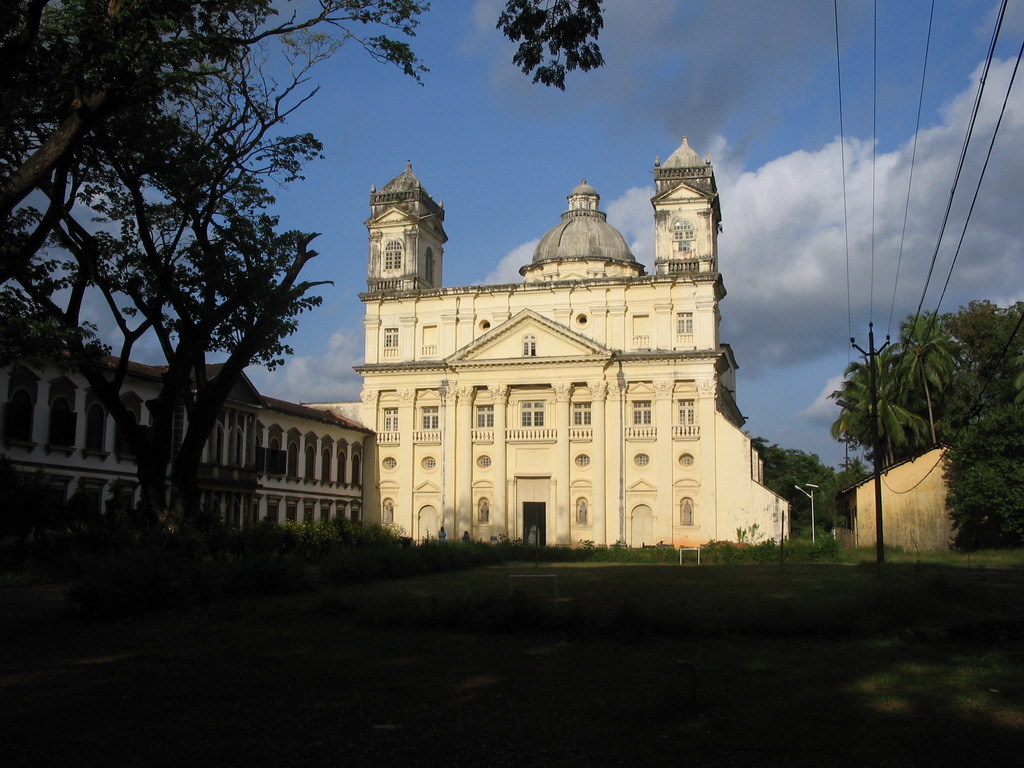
[456,385,474,538]
[489,385,509,537]
[696,377,718,540]
[654,379,674,543]
[553,382,572,545]
[398,387,416,530]
[440,383,457,536]
[590,381,608,546]
[608,375,628,545]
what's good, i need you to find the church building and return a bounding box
[353,138,786,546]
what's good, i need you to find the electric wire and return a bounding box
[886,0,935,335]
[869,0,877,322]
[834,0,853,348]
[932,33,1024,316]
[913,0,1008,319]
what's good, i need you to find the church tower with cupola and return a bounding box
[651,137,721,276]
[365,162,447,293]
[348,139,785,551]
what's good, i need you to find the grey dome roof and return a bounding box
[380,161,421,192]
[663,136,703,168]
[532,181,635,265]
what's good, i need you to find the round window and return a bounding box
[634,453,650,467]
[382,457,397,470]
[479,320,491,331]
[422,456,437,470]
[576,314,589,326]
[477,455,492,468]
[679,453,695,466]
[575,454,590,467]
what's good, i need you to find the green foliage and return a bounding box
[751,437,841,538]
[497,0,604,89]
[0,455,53,541]
[947,403,1024,549]
[941,301,1024,429]
[830,346,928,465]
[700,537,840,565]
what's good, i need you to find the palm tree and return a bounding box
[892,312,953,443]
[830,346,927,466]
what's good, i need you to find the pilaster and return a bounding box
[553,382,572,545]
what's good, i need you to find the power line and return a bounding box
[932,33,1024,316]
[886,0,935,335]
[913,0,1008,319]
[834,0,853,348]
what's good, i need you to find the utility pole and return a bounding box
[851,323,890,570]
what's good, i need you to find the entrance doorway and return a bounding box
[523,502,546,546]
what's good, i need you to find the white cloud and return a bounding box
[481,238,539,284]
[606,186,655,271]
[247,327,364,404]
[593,56,1024,377]
[801,374,846,422]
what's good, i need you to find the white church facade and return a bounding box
[348,138,787,546]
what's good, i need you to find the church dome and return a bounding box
[532,180,635,265]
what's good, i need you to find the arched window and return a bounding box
[304,444,316,479]
[673,218,695,240]
[522,334,537,357]
[230,427,244,466]
[425,247,435,284]
[322,448,332,483]
[680,497,695,526]
[478,498,490,524]
[48,395,75,447]
[115,408,138,457]
[337,449,347,484]
[384,240,403,270]
[5,388,34,442]
[287,442,299,477]
[351,454,362,486]
[86,403,106,452]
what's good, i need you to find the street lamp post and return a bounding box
[794,483,819,543]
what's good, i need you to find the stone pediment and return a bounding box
[364,207,418,228]
[651,180,715,205]
[415,480,440,493]
[626,479,659,493]
[448,309,611,367]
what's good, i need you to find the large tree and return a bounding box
[941,300,1024,430]
[1,1,607,521]
[892,311,953,444]
[946,403,1024,549]
[830,346,928,466]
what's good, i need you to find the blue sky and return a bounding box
[244,0,1024,469]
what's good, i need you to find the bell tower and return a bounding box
[651,137,721,276]
[365,162,447,293]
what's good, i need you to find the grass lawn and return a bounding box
[2,561,1023,767]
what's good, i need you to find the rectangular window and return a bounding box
[521,401,545,427]
[676,312,694,335]
[383,327,399,348]
[383,408,399,432]
[476,404,494,428]
[632,400,653,426]
[421,406,439,430]
[573,402,592,426]
[678,399,696,425]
